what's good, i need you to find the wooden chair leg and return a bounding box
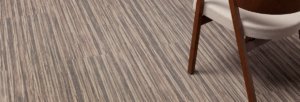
[229,0,257,101]
[188,0,205,74]
[188,16,212,74]
[235,33,257,102]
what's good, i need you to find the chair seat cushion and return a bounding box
[193,0,300,39]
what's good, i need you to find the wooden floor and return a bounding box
[0,0,300,101]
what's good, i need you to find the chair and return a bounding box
[188,0,300,101]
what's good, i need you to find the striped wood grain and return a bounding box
[0,0,299,101]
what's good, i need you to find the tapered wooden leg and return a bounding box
[229,0,257,101]
[188,0,205,74]
[235,32,257,102]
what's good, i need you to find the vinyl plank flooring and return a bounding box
[0,0,299,101]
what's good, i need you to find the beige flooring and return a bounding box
[0,0,299,101]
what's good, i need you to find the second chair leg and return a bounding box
[228,0,257,101]
[235,32,257,102]
[188,16,212,74]
[187,0,205,74]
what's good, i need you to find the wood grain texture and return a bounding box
[0,0,299,101]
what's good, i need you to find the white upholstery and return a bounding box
[193,0,300,39]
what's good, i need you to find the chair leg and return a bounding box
[228,0,257,101]
[235,32,257,102]
[188,0,205,74]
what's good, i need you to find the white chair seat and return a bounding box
[193,0,300,39]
